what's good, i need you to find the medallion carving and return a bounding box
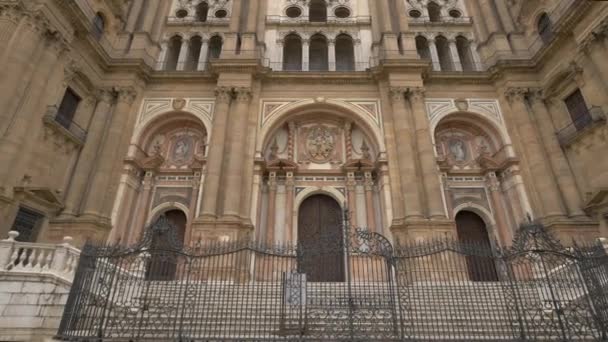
[306,125,336,163]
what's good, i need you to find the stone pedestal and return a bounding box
[45,219,111,248]
[391,219,457,244]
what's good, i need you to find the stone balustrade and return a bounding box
[0,231,81,341]
[0,231,81,283]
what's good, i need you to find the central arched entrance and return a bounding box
[147,210,187,281]
[455,210,498,281]
[297,194,344,282]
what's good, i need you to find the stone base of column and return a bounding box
[45,218,112,248]
[190,216,254,243]
[539,218,600,245]
[390,219,456,244]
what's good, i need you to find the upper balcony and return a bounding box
[557,106,606,147]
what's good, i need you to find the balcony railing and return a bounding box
[166,16,230,25]
[265,15,371,25]
[268,61,370,72]
[42,106,87,144]
[408,16,473,25]
[557,106,606,147]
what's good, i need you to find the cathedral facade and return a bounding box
[1,0,607,250]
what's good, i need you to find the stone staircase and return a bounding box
[87,280,597,341]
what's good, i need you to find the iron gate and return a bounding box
[57,218,608,341]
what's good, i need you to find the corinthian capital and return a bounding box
[96,87,115,103]
[504,87,528,102]
[389,87,407,101]
[234,87,253,103]
[116,87,138,104]
[408,87,426,101]
[215,86,232,104]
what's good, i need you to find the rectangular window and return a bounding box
[564,89,592,131]
[56,88,81,130]
[11,207,45,242]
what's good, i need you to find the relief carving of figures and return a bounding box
[306,125,336,163]
[448,139,467,162]
[171,135,194,165]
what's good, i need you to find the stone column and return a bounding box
[156,40,168,70]
[504,88,565,219]
[275,40,284,71]
[364,172,376,232]
[302,39,310,71]
[528,90,585,217]
[177,38,190,71]
[427,38,441,71]
[584,36,608,87]
[284,172,294,242]
[487,172,513,245]
[200,87,232,218]
[389,87,423,219]
[328,39,336,71]
[222,87,252,218]
[448,38,463,71]
[186,173,201,242]
[266,173,277,244]
[347,172,358,228]
[0,33,66,194]
[82,87,138,220]
[125,0,144,32]
[198,38,209,71]
[409,88,446,219]
[478,0,501,34]
[0,17,46,129]
[129,171,155,244]
[60,89,114,217]
[494,0,515,33]
[141,0,161,33]
[470,42,483,71]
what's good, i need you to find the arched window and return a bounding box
[196,2,209,22]
[165,35,182,71]
[283,34,302,71]
[335,34,355,71]
[187,36,203,71]
[537,13,553,44]
[427,2,442,22]
[456,36,474,71]
[416,36,431,60]
[435,35,453,71]
[93,12,105,40]
[208,35,223,59]
[309,0,327,22]
[309,34,328,71]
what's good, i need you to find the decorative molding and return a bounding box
[133,97,215,144]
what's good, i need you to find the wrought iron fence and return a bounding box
[57,217,608,341]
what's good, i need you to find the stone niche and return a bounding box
[264,116,376,170]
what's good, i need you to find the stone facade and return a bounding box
[0,0,607,249]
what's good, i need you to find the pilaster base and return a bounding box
[46,217,112,248]
[390,219,457,244]
[190,216,254,243]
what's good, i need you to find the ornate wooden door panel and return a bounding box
[297,195,344,282]
[455,211,498,281]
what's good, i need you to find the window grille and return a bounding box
[56,88,81,130]
[564,89,592,131]
[11,207,44,242]
[538,13,553,45]
[92,13,105,40]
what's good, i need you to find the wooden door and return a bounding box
[455,211,498,282]
[297,195,344,282]
[147,210,187,281]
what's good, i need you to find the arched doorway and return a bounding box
[297,194,344,282]
[146,210,187,281]
[455,210,498,281]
